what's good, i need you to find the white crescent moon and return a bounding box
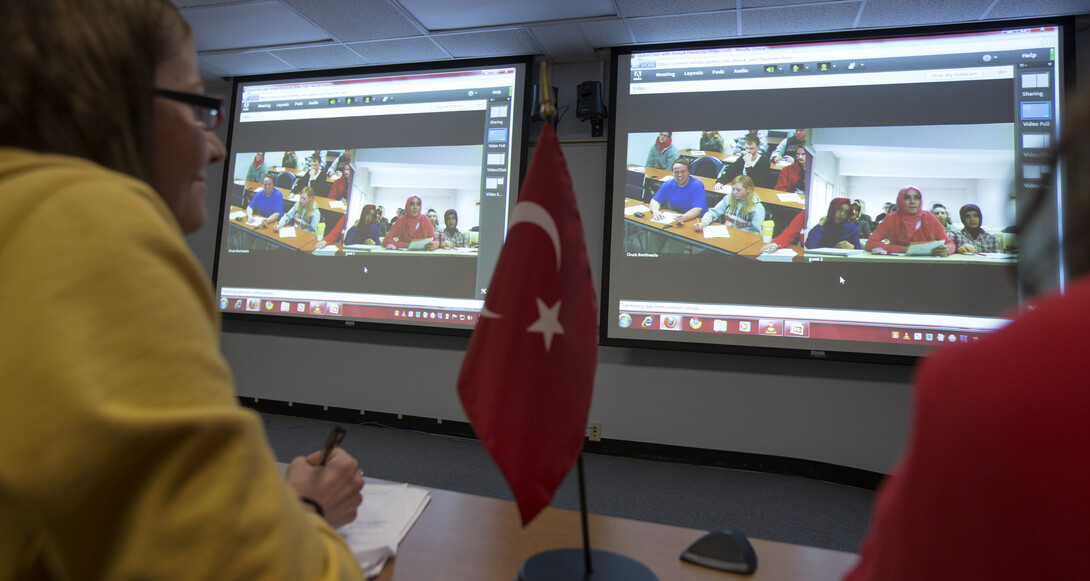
[508,201,561,271]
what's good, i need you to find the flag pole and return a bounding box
[540,61,557,131]
[516,63,657,581]
[540,61,592,576]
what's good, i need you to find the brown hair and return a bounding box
[0,0,190,183]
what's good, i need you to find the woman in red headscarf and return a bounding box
[382,195,437,250]
[864,186,954,256]
[805,197,860,250]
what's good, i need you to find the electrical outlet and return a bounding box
[587,422,602,442]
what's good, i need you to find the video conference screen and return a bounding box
[212,57,531,332]
[602,21,1069,359]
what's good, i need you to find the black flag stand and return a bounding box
[516,62,657,581]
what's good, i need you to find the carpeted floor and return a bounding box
[260,412,875,554]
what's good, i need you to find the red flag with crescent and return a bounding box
[457,123,598,525]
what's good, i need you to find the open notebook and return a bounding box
[337,483,430,578]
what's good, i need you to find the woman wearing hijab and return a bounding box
[645,131,679,170]
[849,201,873,239]
[805,198,861,250]
[865,186,954,256]
[345,204,380,246]
[383,195,437,250]
[315,204,380,249]
[952,204,1000,254]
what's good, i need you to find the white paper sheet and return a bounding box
[702,224,731,239]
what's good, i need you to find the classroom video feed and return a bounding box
[622,124,1016,265]
[226,146,483,256]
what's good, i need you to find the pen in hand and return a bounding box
[317,425,346,466]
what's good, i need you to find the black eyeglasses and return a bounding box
[155,89,224,130]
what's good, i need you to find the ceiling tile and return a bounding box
[280,0,424,42]
[532,23,596,63]
[741,0,849,6]
[199,51,294,76]
[346,37,453,64]
[986,0,1090,20]
[399,0,615,31]
[270,44,368,69]
[617,0,736,18]
[741,3,860,37]
[577,20,635,48]
[628,12,739,44]
[180,1,329,52]
[856,0,995,28]
[431,29,540,58]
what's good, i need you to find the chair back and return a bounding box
[691,156,724,179]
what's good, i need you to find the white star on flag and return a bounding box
[527,298,564,351]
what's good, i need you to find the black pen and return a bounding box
[317,425,346,466]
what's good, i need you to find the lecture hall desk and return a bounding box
[374,481,859,581]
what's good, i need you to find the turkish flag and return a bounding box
[457,123,598,525]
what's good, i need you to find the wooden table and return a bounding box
[624,198,765,256]
[227,204,320,251]
[237,179,348,215]
[630,166,804,212]
[375,482,858,581]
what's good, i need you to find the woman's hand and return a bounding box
[931,245,950,257]
[957,245,975,254]
[835,241,854,250]
[314,239,326,248]
[271,223,280,232]
[285,448,364,528]
[693,221,705,232]
[760,243,779,254]
[363,238,375,245]
[712,183,725,192]
[425,241,435,251]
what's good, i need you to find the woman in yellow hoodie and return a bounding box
[0,1,365,579]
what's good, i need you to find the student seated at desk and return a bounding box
[383,195,437,250]
[292,155,330,198]
[282,150,298,170]
[951,204,1000,254]
[246,175,283,227]
[438,209,468,248]
[328,163,353,201]
[931,203,958,234]
[1,1,366,578]
[760,210,805,254]
[731,129,768,157]
[850,200,874,239]
[345,204,380,245]
[649,158,706,226]
[646,131,679,170]
[695,175,765,235]
[805,198,861,250]
[714,135,772,190]
[274,186,320,234]
[774,145,808,194]
[771,128,807,164]
[244,151,267,183]
[864,186,954,256]
[699,130,725,153]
